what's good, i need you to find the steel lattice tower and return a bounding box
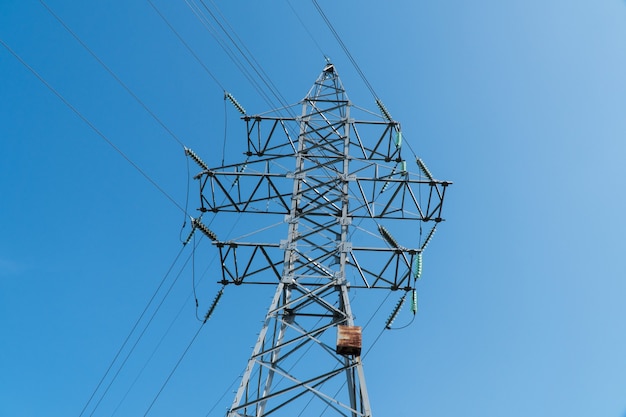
[187,63,450,417]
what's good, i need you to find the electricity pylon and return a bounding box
[187,62,450,417]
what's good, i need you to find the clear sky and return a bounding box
[2,1,626,416]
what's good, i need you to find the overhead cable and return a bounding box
[181,0,280,112]
[311,0,424,162]
[0,38,186,215]
[312,0,378,99]
[110,296,189,416]
[142,322,206,416]
[200,0,293,111]
[113,237,228,415]
[146,0,226,91]
[73,241,188,417]
[285,0,328,60]
[39,0,187,149]
[86,238,202,417]
[186,0,304,128]
[141,287,225,416]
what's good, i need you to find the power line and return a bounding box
[73,241,188,417]
[204,374,242,416]
[311,0,424,162]
[285,0,328,60]
[181,0,283,112]
[110,302,187,417]
[108,231,228,414]
[200,0,293,111]
[39,0,187,149]
[312,0,378,99]
[0,38,187,215]
[142,321,206,416]
[184,0,309,128]
[104,207,245,414]
[146,0,225,92]
[111,267,213,416]
[154,0,284,118]
[85,240,200,417]
[142,282,224,416]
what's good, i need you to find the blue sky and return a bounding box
[2,1,626,416]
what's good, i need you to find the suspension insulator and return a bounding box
[192,218,219,241]
[378,224,400,249]
[413,252,423,279]
[375,98,393,121]
[411,289,418,315]
[394,131,403,148]
[225,91,247,115]
[421,226,436,251]
[385,294,407,329]
[204,287,224,323]
[416,157,434,181]
[185,147,209,171]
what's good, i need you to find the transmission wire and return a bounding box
[86,238,201,417]
[39,0,233,242]
[204,374,242,417]
[0,38,186,215]
[142,322,206,416]
[198,0,293,112]
[207,0,302,122]
[142,278,227,416]
[175,0,312,167]
[110,290,191,416]
[285,0,327,59]
[184,0,274,108]
[311,0,425,162]
[110,229,228,415]
[312,0,377,99]
[39,0,187,149]
[146,0,225,91]
[182,0,283,114]
[111,264,222,416]
[1,24,207,417]
[71,239,187,417]
[187,0,307,153]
